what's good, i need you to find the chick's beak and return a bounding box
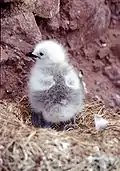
[26,51,39,59]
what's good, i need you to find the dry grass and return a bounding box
[0,98,120,171]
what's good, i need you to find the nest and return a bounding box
[0,97,120,171]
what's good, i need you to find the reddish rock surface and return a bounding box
[62,0,110,46]
[0,0,120,110]
[1,12,42,101]
[105,0,120,27]
[1,0,60,18]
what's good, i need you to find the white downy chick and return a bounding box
[28,40,85,125]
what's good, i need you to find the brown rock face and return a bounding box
[103,65,120,88]
[105,0,120,27]
[47,14,60,31]
[0,0,15,3]
[61,0,111,48]
[111,44,120,60]
[1,0,60,18]
[0,46,9,63]
[1,12,42,47]
[34,0,60,18]
[0,12,42,101]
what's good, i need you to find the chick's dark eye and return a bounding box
[40,52,44,56]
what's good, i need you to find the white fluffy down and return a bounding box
[32,40,67,63]
[94,115,109,131]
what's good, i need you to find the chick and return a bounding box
[28,40,85,128]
